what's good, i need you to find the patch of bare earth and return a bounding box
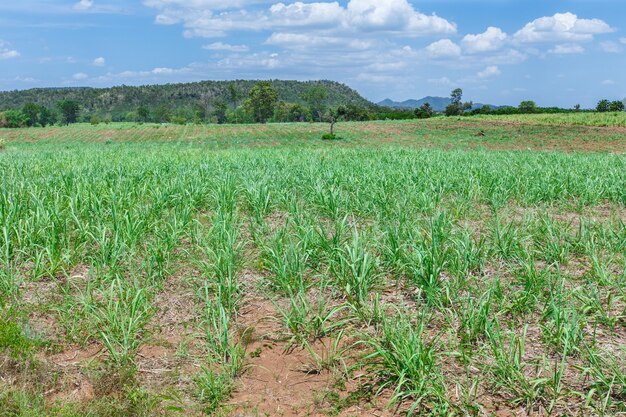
[229,270,390,417]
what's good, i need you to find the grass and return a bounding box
[0,115,624,416]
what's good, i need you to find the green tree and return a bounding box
[248,81,278,123]
[445,88,471,116]
[227,83,243,109]
[609,100,625,112]
[303,86,329,122]
[57,100,80,124]
[518,100,537,114]
[414,103,434,119]
[154,105,171,123]
[213,99,228,124]
[22,102,42,127]
[596,99,610,112]
[38,107,56,127]
[137,106,150,123]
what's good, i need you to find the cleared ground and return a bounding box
[0,116,625,417]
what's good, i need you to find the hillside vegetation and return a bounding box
[0,79,373,121]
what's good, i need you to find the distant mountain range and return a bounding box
[378,96,501,112]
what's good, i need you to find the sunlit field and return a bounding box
[1,116,625,416]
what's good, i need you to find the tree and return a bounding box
[518,100,537,114]
[154,105,171,123]
[609,100,625,112]
[227,83,243,109]
[213,99,228,124]
[303,86,329,122]
[38,107,56,127]
[323,107,339,138]
[137,106,150,123]
[248,81,278,123]
[445,88,471,116]
[574,104,581,112]
[596,99,610,112]
[57,100,80,124]
[22,102,42,127]
[479,105,492,115]
[414,102,434,119]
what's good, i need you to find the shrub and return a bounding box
[415,103,434,119]
[1,110,28,128]
[0,137,5,150]
[321,133,338,140]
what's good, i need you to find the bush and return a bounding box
[414,103,434,119]
[0,110,28,128]
[322,133,339,140]
[0,137,5,150]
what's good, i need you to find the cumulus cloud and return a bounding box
[462,27,507,53]
[548,44,584,54]
[92,56,105,66]
[73,72,88,80]
[477,65,501,78]
[514,12,613,43]
[145,0,456,38]
[73,0,93,11]
[621,37,626,44]
[426,39,461,58]
[0,39,20,60]
[601,79,614,85]
[203,42,249,52]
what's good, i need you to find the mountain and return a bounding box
[0,79,373,119]
[378,96,499,112]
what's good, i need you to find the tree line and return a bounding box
[0,81,422,128]
[2,82,624,129]
[413,88,625,119]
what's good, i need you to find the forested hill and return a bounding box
[0,79,372,119]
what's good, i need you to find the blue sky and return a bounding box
[0,0,624,107]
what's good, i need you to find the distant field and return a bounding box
[475,111,626,127]
[1,115,625,153]
[0,116,625,417]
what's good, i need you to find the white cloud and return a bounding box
[145,0,456,38]
[265,32,373,50]
[14,76,39,83]
[599,41,622,53]
[514,12,613,43]
[203,42,249,52]
[600,80,614,85]
[73,0,93,11]
[73,72,88,80]
[0,39,19,60]
[92,56,105,66]
[621,37,626,44]
[548,44,584,54]
[428,76,452,86]
[426,39,461,58]
[462,27,507,53]
[477,65,501,78]
[514,12,614,43]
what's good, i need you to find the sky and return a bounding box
[0,0,625,107]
